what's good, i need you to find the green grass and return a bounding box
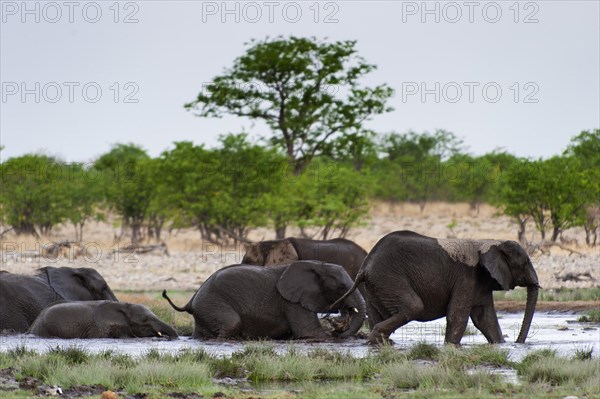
[573,346,594,361]
[494,287,600,302]
[407,341,440,360]
[2,344,599,398]
[439,345,513,370]
[518,355,600,396]
[577,308,600,322]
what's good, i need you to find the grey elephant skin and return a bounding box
[242,237,367,280]
[0,267,118,333]
[331,231,539,345]
[163,260,366,340]
[28,301,178,339]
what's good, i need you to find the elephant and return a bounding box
[28,301,178,339]
[242,237,367,280]
[330,231,539,345]
[0,266,118,333]
[162,260,366,340]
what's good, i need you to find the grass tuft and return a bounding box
[519,357,600,387]
[518,348,557,371]
[577,308,600,322]
[47,346,90,365]
[6,345,36,358]
[573,346,594,361]
[407,341,440,360]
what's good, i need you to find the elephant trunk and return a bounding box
[338,291,366,338]
[157,322,178,339]
[516,284,538,343]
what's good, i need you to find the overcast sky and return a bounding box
[1,1,599,162]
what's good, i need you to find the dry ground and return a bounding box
[1,202,598,292]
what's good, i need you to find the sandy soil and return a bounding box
[1,202,598,291]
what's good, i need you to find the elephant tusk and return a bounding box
[157,331,163,337]
[352,308,358,314]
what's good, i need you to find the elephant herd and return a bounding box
[0,231,539,346]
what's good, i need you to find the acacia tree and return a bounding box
[377,130,464,211]
[64,163,104,241]
[185,36,393,175]
[564,129,600,245]
[94,144,154,244]
[449,151,518,213]
[0,154,69,236]
[186,37,392,238]
[538,156,596,241]
[158,135,285,244]
[496,155,600,243]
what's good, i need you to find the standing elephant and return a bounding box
[162,261,366,340]
[242,237,367,280]
[29,301,178,339]
[331,231,539,345]
[0,267,118,333]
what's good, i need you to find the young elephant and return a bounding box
[28,301,178,339]
[162,261,366,340]
[331,231,539,345]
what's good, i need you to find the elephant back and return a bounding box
[290,238,366,279]
[0,273,55,332]
[436,239,501,267]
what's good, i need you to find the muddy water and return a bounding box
[1,313,597,362]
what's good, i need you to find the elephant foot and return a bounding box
[367,332,394,346]
[443,340,462,347]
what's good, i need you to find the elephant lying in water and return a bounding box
[163,261,366,340]
[331,231,539,345]
[28,301,178,339]
[0,267,118,333]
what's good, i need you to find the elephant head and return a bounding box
[243,239,299,266]
[479,240,539,343]
[276,261,366,337]
[104,302,178,338]
[41,267,118,302]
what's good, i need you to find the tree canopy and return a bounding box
[185,36,393,174]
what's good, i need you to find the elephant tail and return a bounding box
[162,290,192,313]
[327,270,365,312]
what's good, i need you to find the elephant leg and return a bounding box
[365,290,384,329]
[215,313,242,339]
[444,298,472,345]
[470,304,505,344]
[287,308,327,339]
[368,313,411,345]
[195,305,241,340]
[368,295,424,345]
[192,319,217,340]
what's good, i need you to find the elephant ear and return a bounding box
[45,267,93,300]
[276,261,328,312]
[265,240,298,265]
[479,245,513,290]
[96,302,130,338]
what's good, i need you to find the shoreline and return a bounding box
[495,300,599,313]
